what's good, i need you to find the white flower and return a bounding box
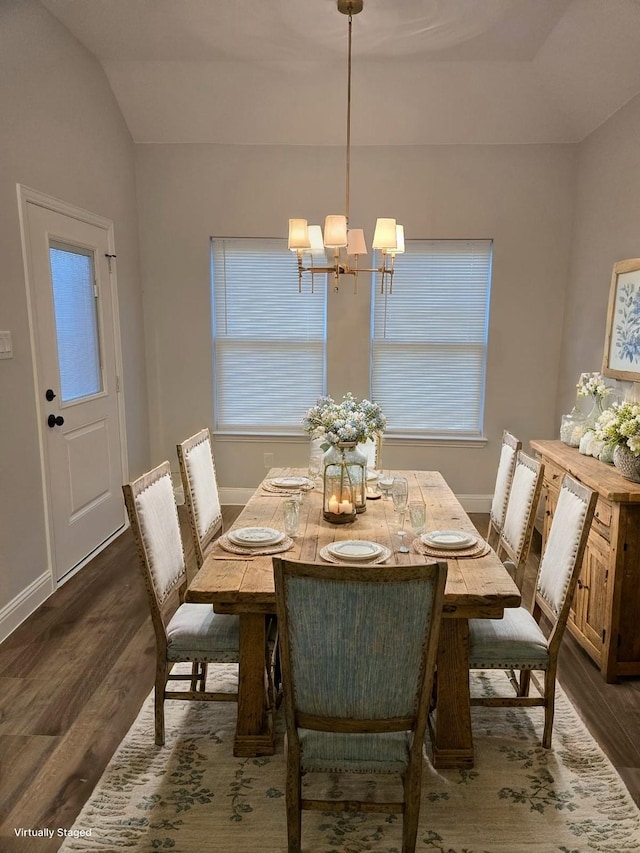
[302,393,387,447]
[576,372,611,400]
[594,400,640,457]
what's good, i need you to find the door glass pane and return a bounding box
[49,243,102,402]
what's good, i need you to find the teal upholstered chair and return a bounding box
[123,461,239,745]
[273,558,447,853]
[496,451,544,591]
[486,430,522,547]
[469,474,596,748]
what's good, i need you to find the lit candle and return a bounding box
[328,495,340,514]
[339,500,353,514]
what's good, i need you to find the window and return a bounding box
[371,239,492,438]
[211,238,327,432]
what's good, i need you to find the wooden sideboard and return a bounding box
[530,440,640,683]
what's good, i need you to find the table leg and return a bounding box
[430,618,474,769]
[233,613,274,757]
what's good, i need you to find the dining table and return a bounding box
[185,468,521,769]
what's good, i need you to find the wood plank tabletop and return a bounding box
[187,469,520,618]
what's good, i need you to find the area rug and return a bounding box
[59,666,640,852]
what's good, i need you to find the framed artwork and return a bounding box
[602,258,640,382]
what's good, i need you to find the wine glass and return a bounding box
[377,470,394,500]
[391,477,409,552]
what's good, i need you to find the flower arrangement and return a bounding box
[302,393,386,448]
[576,372,610,401]
[594,400,640,457]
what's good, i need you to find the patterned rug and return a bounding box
[59,666,640,852]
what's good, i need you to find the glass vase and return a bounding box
[560,408,586,447]
[322,442,365,522]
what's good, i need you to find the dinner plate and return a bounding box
[366,470,380,481]
[227,527,285,547]
[326,540,384,562]
[421,530,476,550]
[270,477,310,489]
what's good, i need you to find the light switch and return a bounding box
[0,331,12,359]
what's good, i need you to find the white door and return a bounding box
[22,194,126,583]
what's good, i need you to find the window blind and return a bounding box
[371,239,492,437]
[211,238,327,432]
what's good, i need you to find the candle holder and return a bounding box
[322,445,357,524]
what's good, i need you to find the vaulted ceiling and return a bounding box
[40,0,640,145]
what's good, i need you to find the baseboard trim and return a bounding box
[0,570,53,644]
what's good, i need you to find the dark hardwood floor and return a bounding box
[0,510,638,851]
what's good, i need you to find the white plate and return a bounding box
[326,540,384,562]
[227,527,285,547]
[270,477,309,489]
[421,530,476,550]
[366,470,380,481]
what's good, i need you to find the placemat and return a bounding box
[412,535,491,559]
[217,534,295,556]
[319,544,391,565]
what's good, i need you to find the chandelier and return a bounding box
[287,0,404,295]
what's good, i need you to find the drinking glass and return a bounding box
[391,477,409,552]
[283,499,300,537]
[408,500,426,535]
[377,471,394,500]
[391,477,408,513]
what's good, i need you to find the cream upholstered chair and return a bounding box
[496,451,544,591]
[177,428,223,570]
[469,474,596,748]
[486,430,522,546]
[123,461,238,745]
[273,557,447,853]
[359,431,383,471]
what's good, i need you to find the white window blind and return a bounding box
[371,239,492,438]
[211,238,327,432]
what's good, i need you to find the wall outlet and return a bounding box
[264,452,274,469]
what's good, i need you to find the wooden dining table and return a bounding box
[186,468,521,768]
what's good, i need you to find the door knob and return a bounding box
[45,389,57,401]
[47,414,64,428]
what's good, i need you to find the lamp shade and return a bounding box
[323,215,348,248]
[346,228,367,256]
[307,224,326,258]
[372,218,397,250]
[394,224,405,254]
[288,219,310,251]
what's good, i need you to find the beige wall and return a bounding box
[558,93,640,416]
[0,0,149,629]
[135,141,576,496]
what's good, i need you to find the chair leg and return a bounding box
[402,764,422,853]
[285,741,302,853]
[190,662,199,692]
[518,669,531,697]
[542,671,556,749]
[155,661,169,746]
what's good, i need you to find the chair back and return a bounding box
[177,428,222,568]
[489,430,522,532]
[123,461,187,649]
[534,474,596,652]
[274,559,446,740]
[498,451,544,589]
[359,431,382,470]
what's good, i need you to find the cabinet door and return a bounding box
[579,529,609,661]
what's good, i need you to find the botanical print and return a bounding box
[613,279,640,365]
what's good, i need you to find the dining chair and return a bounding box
[123,460,238,746]
[496,451,545,591]
[469,474,596,748]
[486,430,522,547]
[273,557,447,853]
[177,427,223,571]
[359,430,383,470]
